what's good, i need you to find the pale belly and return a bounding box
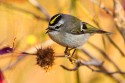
[48,31,91,48]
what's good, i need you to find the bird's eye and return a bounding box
[55,26,60,29]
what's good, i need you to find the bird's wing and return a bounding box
[70,22,111,35]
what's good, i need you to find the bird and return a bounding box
[46,13,111,57]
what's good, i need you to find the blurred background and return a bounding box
[0,0,125,83]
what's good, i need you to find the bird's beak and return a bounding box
[45,27,56,34]
[46,28,49,30]
[45,28,49,34]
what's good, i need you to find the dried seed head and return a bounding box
[36,47,55,70]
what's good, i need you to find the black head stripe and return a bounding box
[49,14,62,26]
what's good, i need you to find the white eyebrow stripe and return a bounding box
[58,20,64,25]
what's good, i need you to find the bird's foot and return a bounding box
[64,47,76,57]
[64,47,71,57]
[64,47,77,64]
[69,57,78,64]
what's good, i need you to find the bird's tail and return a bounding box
[84,28,112,35]
[94,29,112,35]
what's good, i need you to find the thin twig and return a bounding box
[106,35,125,56]
[1,2,47,21]
[77,48,122,82]
[1,54,27,71]
[91,0,113,15]
[88,42,124,73]
[79,48,97,60]
[91,0,125,43]
[28,0,51,21]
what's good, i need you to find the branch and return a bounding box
[61,58,125,74]
[113,0,125,42]
[106,35,125,56]
[72,48,122,82]
[28,0,51,21]
[91,0,113,15]
[1,2,47,21]
[88,42,125,75]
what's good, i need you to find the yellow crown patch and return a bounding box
[50,15,60,24]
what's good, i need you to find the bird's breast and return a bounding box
[48,31,91,48]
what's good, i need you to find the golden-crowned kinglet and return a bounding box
[46,13,110,55]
